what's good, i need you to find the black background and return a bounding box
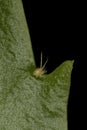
[22,0,86,129]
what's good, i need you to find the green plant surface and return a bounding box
[0,0,73,130]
